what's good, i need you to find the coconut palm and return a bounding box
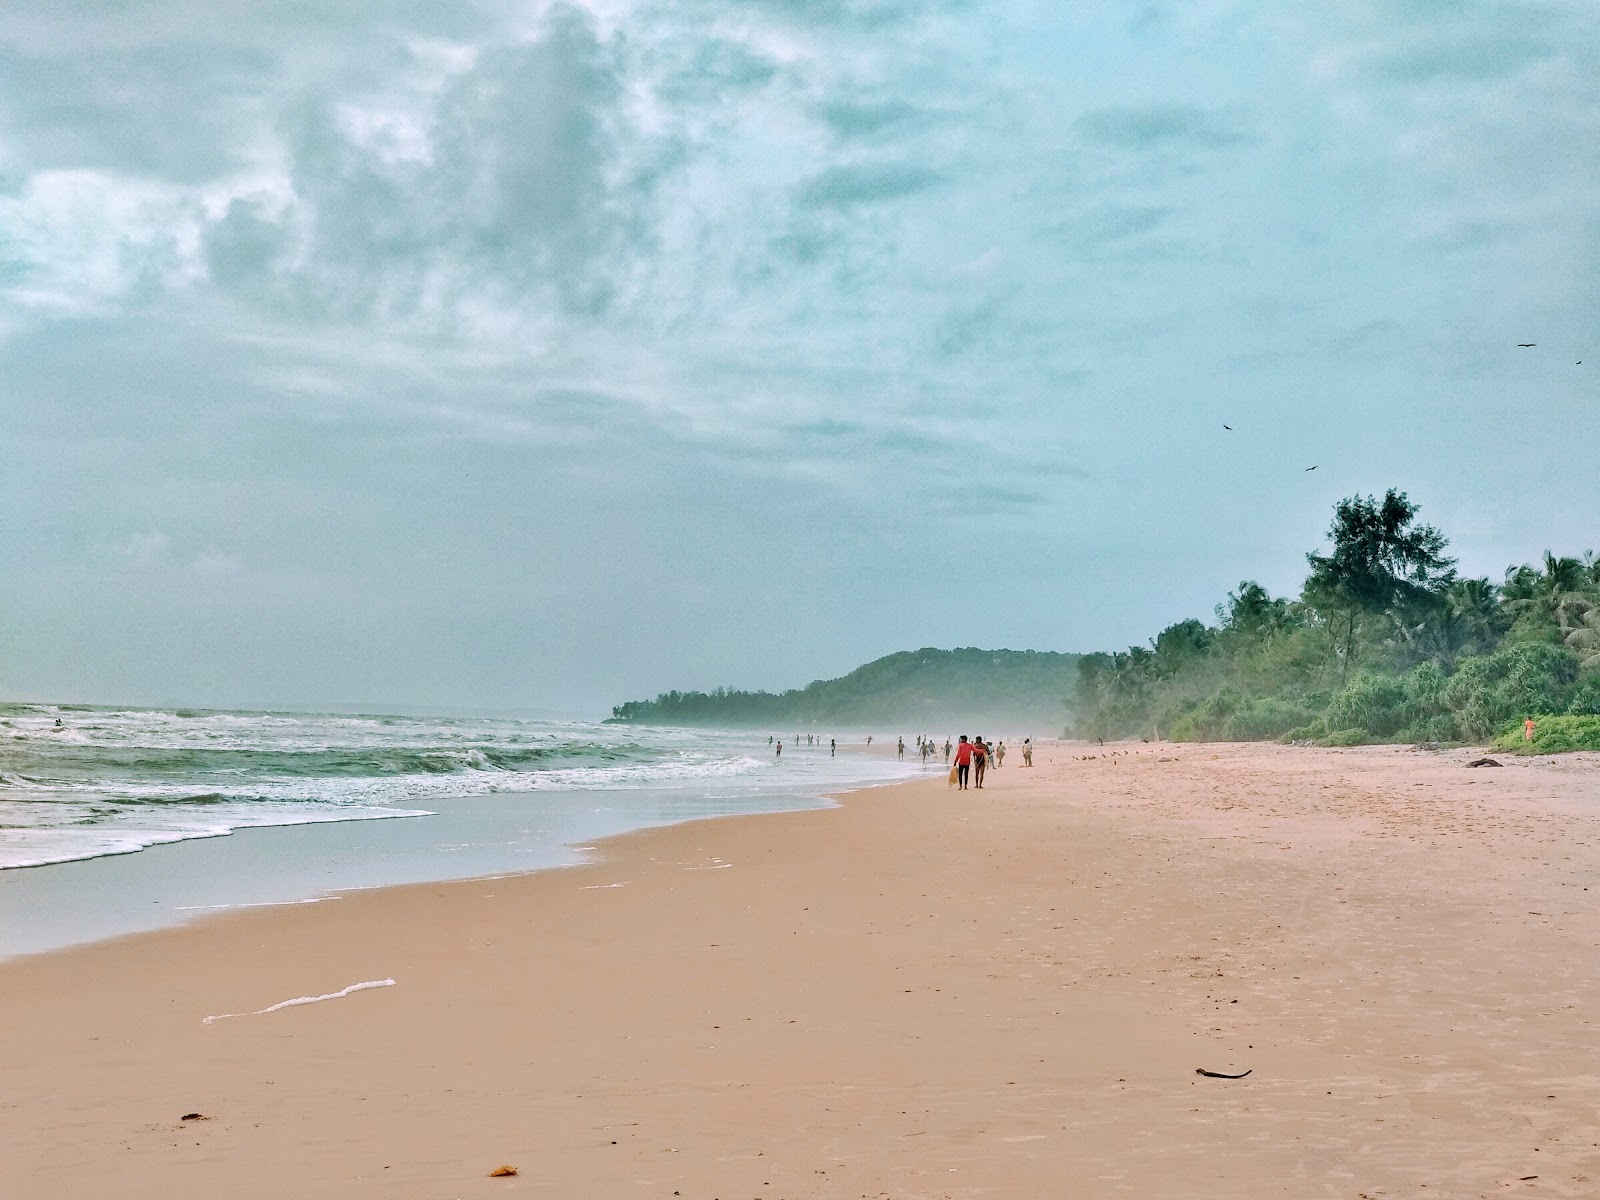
[1505,552,1597,643]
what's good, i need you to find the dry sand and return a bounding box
[3,741,1598,1199]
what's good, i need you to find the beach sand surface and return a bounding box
[3,741,1598,1198]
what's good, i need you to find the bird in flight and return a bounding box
[1517,343,1536,348]
[1305,465,1317,472]
[1223,424,1232,430]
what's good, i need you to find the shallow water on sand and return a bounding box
[0,706,924,958]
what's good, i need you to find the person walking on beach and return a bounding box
[953,735,974,790]
[1022,738,1033,767]
[830,738,836,756]
[776,740,782,758]
[995,741,1006,768]
[1525,717,1537,742]
[972,737,989,788]
[897,737,905,761]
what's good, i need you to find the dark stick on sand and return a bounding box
[1195,1068,1252,1079]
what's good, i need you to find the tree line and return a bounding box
[1074,489,1600,751]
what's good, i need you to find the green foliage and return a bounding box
[1491,714,1600,754]
[1304,489,1456,676]
[1165,690,1314,742]
[1325,674,1408,739]
[1067,488,1600,751]
[1319,728,1371,747]
[1442,643,1578,742]
[1279,721,1327,744]
[1565,669,1600,716]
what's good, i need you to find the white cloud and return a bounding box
[1,0,1597,709]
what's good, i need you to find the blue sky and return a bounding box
[1,1,1596,714]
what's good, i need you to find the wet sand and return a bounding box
[3,741,1598,1198]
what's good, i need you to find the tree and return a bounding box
[1217,581,1289,638]
[1304,489,1456,677]
[1504,552,1597,649]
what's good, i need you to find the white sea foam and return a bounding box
[174,897,337,912]
[1,705,921,872]
[202,978,395,1024]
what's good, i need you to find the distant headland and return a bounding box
[606,648,1081,731]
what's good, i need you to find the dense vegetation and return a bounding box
[1074,489,1600,750]
[609,648,1080,731]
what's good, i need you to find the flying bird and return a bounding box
[1223,424,1232,430]
[1304,465,1317,472]
[1517,343,1536,347]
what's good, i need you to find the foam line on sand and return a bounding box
[202,978,395,1024]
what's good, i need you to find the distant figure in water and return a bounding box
[1525,717,1537,742]
[776,741,783,758]
[897,737,905,761]
[54,718,63,727]
[768,735,774,745]
[830,738,836,757]
[866,735,872,746]
[972,737,988,788]
[944,738,952,763]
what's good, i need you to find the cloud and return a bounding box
[818,98,923,139]
[797,162,946,208]
[3,0,1599,710]
[1307,0,1572,85]
[1075,103,1251,150]
[0,44,273,181]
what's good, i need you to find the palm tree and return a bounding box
[1504,552,1597,643]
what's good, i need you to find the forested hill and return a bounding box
[607,648,1081,731]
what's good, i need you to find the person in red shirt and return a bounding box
[972,736,989,788]
[953,735,974,789]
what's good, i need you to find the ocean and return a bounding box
[0,702,921,958]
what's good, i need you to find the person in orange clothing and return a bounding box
[953,735,974,790]
[1524,717,1536,742]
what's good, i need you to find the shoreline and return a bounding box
[0,736,927,962]
[4,741,1598,1198]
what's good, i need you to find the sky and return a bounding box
[1,0,1597,716]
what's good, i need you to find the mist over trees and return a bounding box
[610,648,1080,730]
[1074,489,1600,750]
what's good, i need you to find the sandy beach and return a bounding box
[4,740,1599,1199]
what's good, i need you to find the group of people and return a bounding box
[950,735,992,789]
[945,735,1034,787]
[769,732,1036,775]
[770,733,838,757]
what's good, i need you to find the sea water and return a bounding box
[0,703,922,958]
